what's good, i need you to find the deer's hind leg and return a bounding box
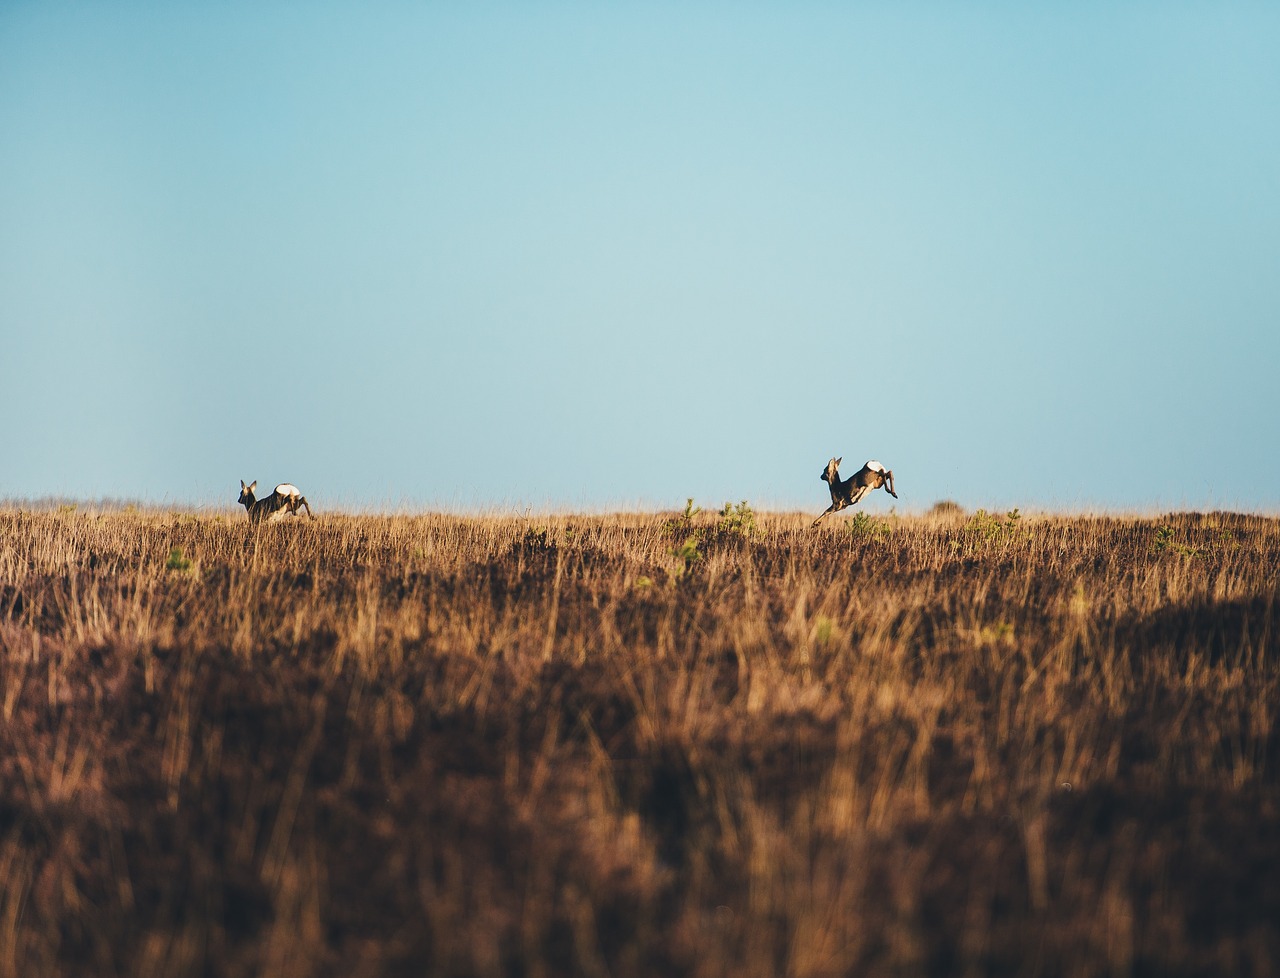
[295,496,314,519]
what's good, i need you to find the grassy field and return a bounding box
[0,504,1277,977]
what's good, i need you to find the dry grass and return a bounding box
[0,505,1277,977]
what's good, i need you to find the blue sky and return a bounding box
[2,3,1278,513]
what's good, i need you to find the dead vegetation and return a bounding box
[0,506,1277,977]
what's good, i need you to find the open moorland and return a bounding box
[0,505,1277,977]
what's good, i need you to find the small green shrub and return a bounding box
[664,498,702,536]
[1152,524,1200,558]
[847,511,892,540]
[717,500,757,537]
[672,536,702,579]
[964,508,1022,540]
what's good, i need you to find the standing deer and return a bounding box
[238,480,314,524]
[812,457,897,527]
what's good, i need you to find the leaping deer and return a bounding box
[238,480,314,524]
[812,457,897,527]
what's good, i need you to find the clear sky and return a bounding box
[2,3,1278,513]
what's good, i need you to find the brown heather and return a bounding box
[0,506,1278,977]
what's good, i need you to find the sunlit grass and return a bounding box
[0,506,1276,976]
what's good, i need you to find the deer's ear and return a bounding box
[248,481,257,493]
[240,480,245,490]
[835,457,842,468]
